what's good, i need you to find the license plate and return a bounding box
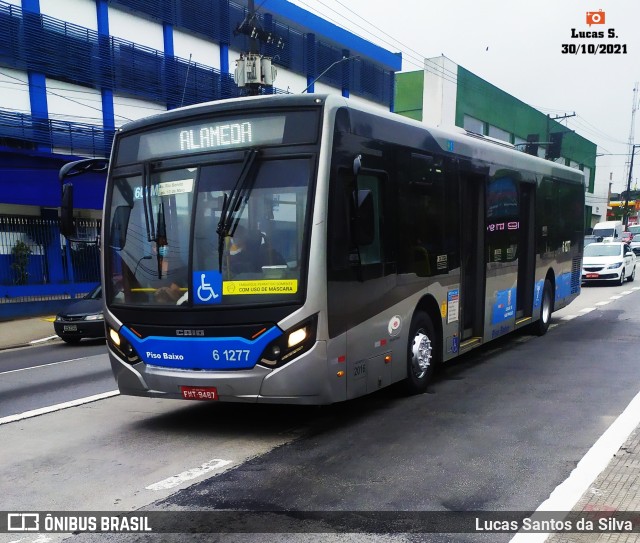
[586,273,599,279]
[180,386,218,401]
[63,324,78,332]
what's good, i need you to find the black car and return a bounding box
[54,284,105,344]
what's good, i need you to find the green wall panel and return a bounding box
[395,71,423,121]
[455,66,596,191]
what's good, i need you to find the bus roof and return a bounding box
[115,93,585,185]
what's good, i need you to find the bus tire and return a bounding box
[404,311,437,394]
[532,279,553,336]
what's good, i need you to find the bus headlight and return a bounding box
[109,328,121,346]
[287,327,308,348]
[259,315,317,368]
[108,326,141,365]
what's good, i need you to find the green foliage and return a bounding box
[11,240,32,285]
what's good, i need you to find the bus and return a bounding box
[60,94,585,404]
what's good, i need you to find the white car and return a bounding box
[581,242,636,285]
[628,225,640,255]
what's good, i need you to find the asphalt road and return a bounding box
[0,339,111,418]
[2,283,640,543]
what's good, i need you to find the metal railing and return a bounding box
[0,215,101,301]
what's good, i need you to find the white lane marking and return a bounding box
[610,295,623,300]
[0,391,119,425]
[594,301,610,306]
[579,307,595,313]
[509,387,640,543]
[146,459,233,490]
[0,357,93,375]
[30,335,59,344]
[560,315,576,321]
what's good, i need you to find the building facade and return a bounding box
[0,0,400,213]
[395,56,598,230]
[0,0,400,316]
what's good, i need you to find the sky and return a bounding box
[286,0,640,196]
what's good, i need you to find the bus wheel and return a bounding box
[532,279,553,336]
[404,311,437,394]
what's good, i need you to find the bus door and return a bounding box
[342,167,395,399]
[459,172,485,343]
[484,173,521,340]
[516,182,536,320]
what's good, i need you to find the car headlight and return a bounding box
[83,312,104,321]
[607,262,623,269]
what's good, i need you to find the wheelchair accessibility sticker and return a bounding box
[193,271,222,304]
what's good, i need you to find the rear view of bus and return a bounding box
[105,95,329,404]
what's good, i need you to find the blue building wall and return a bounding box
[0,0,400,318]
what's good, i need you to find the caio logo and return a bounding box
[586,10,605,26]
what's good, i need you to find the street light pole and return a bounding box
[301,56,359,93]
[623,144,640,227]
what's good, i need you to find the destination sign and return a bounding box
[136,115,286,161]
[114,110,319,166]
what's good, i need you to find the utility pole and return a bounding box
[624,84,639,191]
[623,144,640,227]
[233,0,284,96]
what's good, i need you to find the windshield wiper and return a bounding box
[216,148,261,272]
[156,201,167,279]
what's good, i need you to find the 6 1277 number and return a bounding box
[212,349,251,362]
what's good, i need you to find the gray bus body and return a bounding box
[103,94,584,404]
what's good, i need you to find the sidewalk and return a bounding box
[0,314,60,350]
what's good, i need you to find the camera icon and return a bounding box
[586,10,605,26]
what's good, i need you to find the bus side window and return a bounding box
[352,173,384,265]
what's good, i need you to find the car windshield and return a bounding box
[84,284,102,299]
[628,226,640,235]
[584,244,623,257]
[593,228,614,237]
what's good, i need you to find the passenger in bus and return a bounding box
[155,281,183,303]
[228,225,286,276]
[149,239,188,303]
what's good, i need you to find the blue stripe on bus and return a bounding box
[119,325,282,370]
[491,287,516,325]
[533,279,544,309]
[556,272,573,300]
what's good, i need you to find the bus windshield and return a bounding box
[106,156,312,307]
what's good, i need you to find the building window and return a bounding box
[488,124,511,143]
[463,115,484,135]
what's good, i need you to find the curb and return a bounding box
[0,335,60,352]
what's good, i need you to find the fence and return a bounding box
[0,215,101,303]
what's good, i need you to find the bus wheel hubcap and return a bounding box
[542,291,551,323]
[411,331,432,379]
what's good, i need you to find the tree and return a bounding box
[11,239,32,285]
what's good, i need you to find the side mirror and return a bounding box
[60,183,75,238]
[353,155,362,176]
[59,158,109,181]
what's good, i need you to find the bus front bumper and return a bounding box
[108,341,334,405]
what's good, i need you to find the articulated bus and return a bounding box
[61,94,584,404]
